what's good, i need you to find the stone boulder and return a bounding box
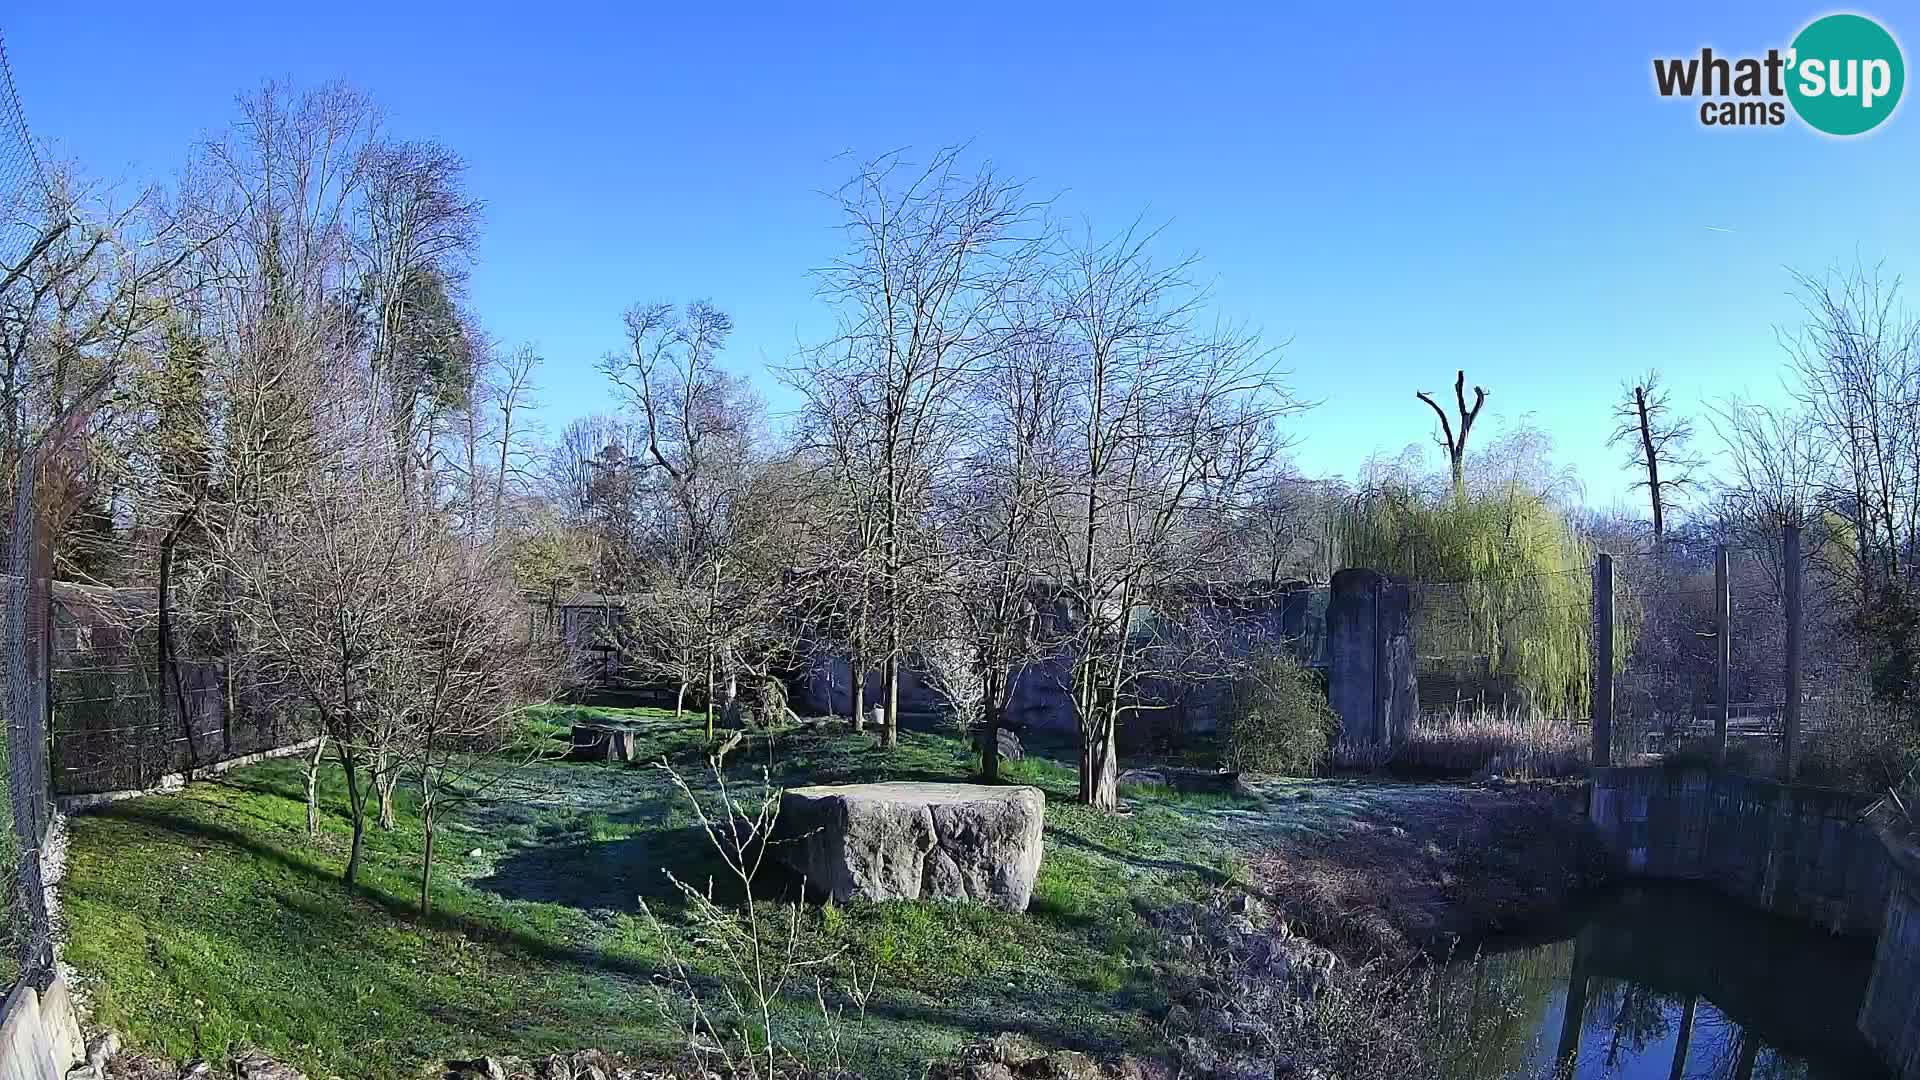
[774,782,1045,910]
[1118,767,1244,796]
[995,728,1024,763]
[569,723,638,763]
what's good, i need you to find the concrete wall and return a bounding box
[0,976,84,1080]
[1862,819,1920,1080]
[1326,569,1415,750]
[1589,766,1893,934]
[1589,765,1920,1080]
[796,582,1328,740]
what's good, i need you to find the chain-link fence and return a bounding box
[4,442,56,992]
[1391,531,1898,786]
[0,25,58,994]
[47,583,311,795]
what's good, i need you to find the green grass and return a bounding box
[60,712,1302,1080]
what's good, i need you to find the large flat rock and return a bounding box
[774,782,1045,911]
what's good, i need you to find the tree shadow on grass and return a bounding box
[91,800,676,988]
[1042,825,1236,889]
[472,826,738,911]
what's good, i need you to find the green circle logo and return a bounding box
[1788,13,1905,135]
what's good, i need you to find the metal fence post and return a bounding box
[1592,553,1614,768]
[1715,545,1731,766]
[1782,523,1802,782]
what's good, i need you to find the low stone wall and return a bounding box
[55,736,321,814]
[1589,765,1892,934]
[1590,765,1920,1079]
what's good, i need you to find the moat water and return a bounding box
[1451,882,1888,1079]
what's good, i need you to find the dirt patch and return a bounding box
[1250,780,1607,961]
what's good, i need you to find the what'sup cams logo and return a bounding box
[1654,12,1904,135]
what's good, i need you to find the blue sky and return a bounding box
[7,2,1915,510]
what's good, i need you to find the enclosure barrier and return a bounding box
[1590,765,1920,1079]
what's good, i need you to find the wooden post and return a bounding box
[1782,522,1802,782]
[1668,995,1698,1080]
[1555,933,1592,1072]
[1592,553,1614,768]
[1715,546,1731,766]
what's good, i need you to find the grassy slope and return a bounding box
[59,709,1376,1079]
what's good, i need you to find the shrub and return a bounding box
[1221,655,1335,776]
[1801,711,1920,791]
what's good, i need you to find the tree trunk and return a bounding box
[375,746,397,830]
[704,643,717,741]
[851,612,868,732]
[1636,386,1666,544]
[1078,700,1117,810]
[883,652,900,749]
[341,752,367,887]
[851,660,867,733]
[304,733,328,838]
[980,679,1003,783]
[157,500,203,781]
[705,562,719,740]
[419,771,436,916]
[674,680,689,720]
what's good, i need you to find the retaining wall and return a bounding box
[1589,765,1920,1079]
[1862,818,1920,1080]
[1589,766,1893,934]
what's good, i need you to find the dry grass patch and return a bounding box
[1250,783,1605,961]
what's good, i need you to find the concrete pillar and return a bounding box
[1328,569,1383,747]
[1555,932,1593,1072]
[1328,568,1414,753]
[1669,994,1698,1080]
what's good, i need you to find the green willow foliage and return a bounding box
[1338,483,1596,717]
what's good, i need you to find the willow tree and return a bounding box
[1338,482,1594,716]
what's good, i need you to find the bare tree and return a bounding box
[1609,371,1700,544]
[784,359,886,731]
[1781,264,1920,604]
[1416,370,1487,502]
[394,541,566,914]
[922,298,1069,778]
[1040,225,1302,808]
[599,300,794,736]
[801,147,1045,747]
[217,416,415,886]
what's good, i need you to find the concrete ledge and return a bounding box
[1863,811,1920,1080]
[1589,765,1887,934]
[56,737,321,814]
[0,974,83,1080]
[1590,765,1920,1080]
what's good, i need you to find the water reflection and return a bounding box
[1451,884,1888,1079]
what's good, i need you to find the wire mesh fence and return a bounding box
[0,27,58,994]
[3,450,55,992]
[1393,532,1901,787]
[49,650,312,798]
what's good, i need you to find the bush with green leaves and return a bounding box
[1221,654,1336,776]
